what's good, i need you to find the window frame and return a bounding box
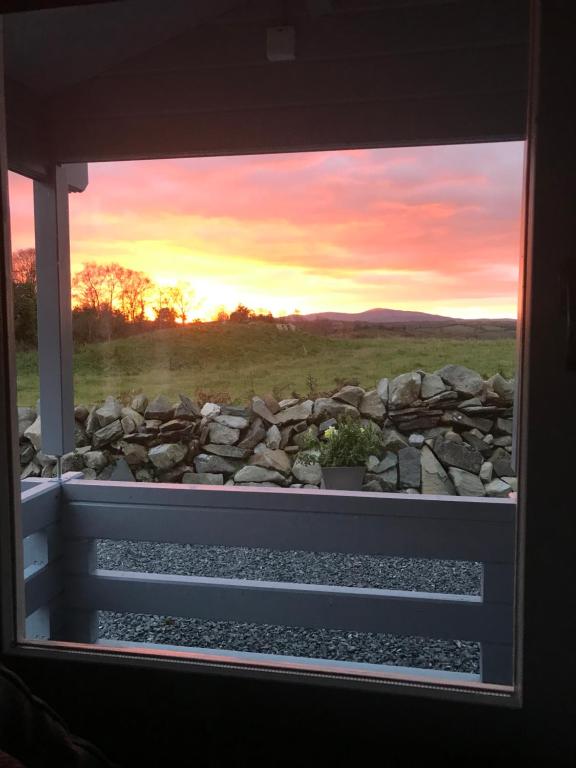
[1,3,576,753]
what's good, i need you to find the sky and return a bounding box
[8,142,525,321]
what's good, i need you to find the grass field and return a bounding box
[16,322,516,407]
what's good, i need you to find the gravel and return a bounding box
[97,540,482,674]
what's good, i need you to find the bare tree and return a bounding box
[12,248,36,286]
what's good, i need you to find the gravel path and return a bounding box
[97,540,481,674]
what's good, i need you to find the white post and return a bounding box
[33,165,75,458]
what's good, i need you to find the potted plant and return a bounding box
[299,416,383,490]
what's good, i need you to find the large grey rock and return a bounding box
[479,461,493,482]
[262,394,281,415]
[131,394,148,414]
[182,472,224,485]
[20,442,35,466]
[121,443,148,467]
[18,407,37,438]
[234,466,287,485]
[215,414,249,430]
[435,365,484,398]
[485,478,513,498]
[203,443,248,458]
[266,424,282,450]
[421,373,449,399]
[408,433,425,449]
[92,419,124,449]
[145,395,174,421]
[109,458,136,482]
[291,455,322,485]
[207,422,240,445]
[275,400,314,425]
[495,418,514,436]
[421,445,455,495]
[174,394,201,419]
[440,410,493,434]
[333,385,365,407]
[448,468,486,497]
[389,372,421,408]
[278,398,299,409]
[200,402,220,418]
[370,452,397,474]
[489,373,515,403]
[238,418,267,450]
[313,398,359,422]
[74,421,91,448]
[194,453,240,474]
[398,447,421,490]
[36,451,56,468]
[60,452,84,473]
[359,390,386,420]
[84,450,108,470]
[21,461,41,479]
[24,417,42,451]
[74,405,89,423]
[95,396,122,427]
[249,448,292,475]
[251,397,278,425]
[380,429,409,453]
[490,447,514,477]
[85,406,99,436]
[376,378,389,404]
[148,442,187,470]
[121,407,145,427]
[432,435,483,474]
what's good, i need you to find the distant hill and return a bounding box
[284,308,460,324]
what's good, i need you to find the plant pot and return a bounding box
[321,466,366,491]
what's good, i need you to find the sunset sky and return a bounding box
[8,142,525,321]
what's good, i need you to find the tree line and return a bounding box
[11,249,275,347]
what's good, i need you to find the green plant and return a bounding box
[299,416,382,467]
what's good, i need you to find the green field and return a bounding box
[16,322,516,407]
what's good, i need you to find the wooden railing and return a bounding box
[21,477,515,685]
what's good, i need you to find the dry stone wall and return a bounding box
[18,365,516,498]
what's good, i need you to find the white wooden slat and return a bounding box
[21,482,60,537]
[71,570,512,644]
[24,560,63,616]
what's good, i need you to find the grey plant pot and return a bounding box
[321,466,366,490]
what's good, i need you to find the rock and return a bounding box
[121,407,145,427]
[249,448,292,475]
[420,446,455,495]
[371,452,398,474]
[200,403,220,420]
[318,418,337,434]
[251,397,278,425]
[60,451,84,475]
[423,390,459,407]
[24,417,42,450]
[362,480,383,493]
[74,422,90,449]
[490,448,514,477]
[85,406,99,436]
[174,394,200,419]
[366,455,380,472]
[148,443,187,470]
[494,418,514,436]
[359,390,386,421]
[120,443,148,467]
[21,461,41,479]
[92,420,124,449]
[440,411,493,434]
[398,447,421,490]
[485,478,513,497]
[275,400,314,425]
[74,405,89,423]
[121,416,138,434]
[36,451,56,467]
[489,373,515,403]
[408,433,425,449]
[435,365,484,398]
[253,442,267,454]
[182,472,224,485]
[135,468,154,482]
[291,455,322,485]
[376,378,389,404]
[461,431,493,457]
[292,425,318,449]
[131,394,148,414]
[388,372,421,408]
[448,468,486,497]
[159,419,192,434]
[145,419,163,432]
[238,418,267,450]
[262,394,281,414]
[479,461,493,482]
[421,373,449,399]
[145,395,175,421]
[194,453,240,474]
[207,422,240,445]
[313,398,359,422]
[333,385,365,407]
[380,429,408,453]
[82,468,98,480]
[95,396,122,427]
[234,466,287,485]
[109,459,135,482]
[266,425,282,450]
[501,476,517,491]
[19,442,35,466]
[235,482,280,488]
[379,466,398,491]
[203,444,248,459]
[493,435,513,447]
[215,414,249,430]
[432,435,483,474]
[458,397,483,409]
[278,398,299,409]
[41,464,56,479]
[18,407,37,438]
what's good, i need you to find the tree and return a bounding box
[229,303,255,323]
[12,248,37,347]
[120,270,153,322]
[12,248,36,287]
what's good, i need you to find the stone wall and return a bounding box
[18,364,516,497]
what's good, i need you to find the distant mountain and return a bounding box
[283,308,460,324]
